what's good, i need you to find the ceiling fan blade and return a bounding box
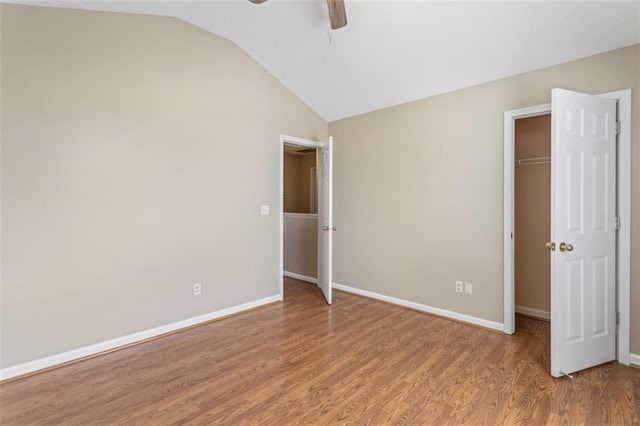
[326,0,347,29]
[249,0,269,4]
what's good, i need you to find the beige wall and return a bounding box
[0,4,327,368]
[283,214,318,278]
[284,154,303,213]
[284,153,317,213]
[330,44,640,353]
[514,115,551,315]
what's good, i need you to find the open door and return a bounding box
[550,89,617,377]
[317,137,333,304]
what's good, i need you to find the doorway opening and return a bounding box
[282,142,319,289]
[503,89,632,371]
[279,135,333,305]
[514,114,551,327]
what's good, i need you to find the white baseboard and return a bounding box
[630,353,640,367]
[515,305,550,321]
[332,282,504,332]
[0,294,280,382]
[284,271,317,284]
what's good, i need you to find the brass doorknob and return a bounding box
[545,242,555,251]
[559,242,573,252]
[322,226,329,231]
[332,226,337,231]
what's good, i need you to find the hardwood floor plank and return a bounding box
[1,277,638,425]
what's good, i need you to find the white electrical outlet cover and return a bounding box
[261,205,270,215]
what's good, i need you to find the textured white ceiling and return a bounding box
[10,0,640,121]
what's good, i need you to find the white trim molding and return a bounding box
[0,295,280,382]
[284,271,317,284]
[630,353,640,367]
[333,282,504,332]
[515,305,550,321]
[281,134,324,149]
[602,89,632,366]
[503,102,551,336]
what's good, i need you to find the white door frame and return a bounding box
[279,134,324,300]
[503,89,631,365]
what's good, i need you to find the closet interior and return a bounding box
[514,114,551,324]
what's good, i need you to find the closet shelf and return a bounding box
[516,156,551,166]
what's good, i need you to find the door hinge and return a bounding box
[616,312,620,325]
[616,122,621,134]
[615,217,620,230]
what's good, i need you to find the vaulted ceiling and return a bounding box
[12,0,640,121]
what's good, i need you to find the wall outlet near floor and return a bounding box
[193,283,202,296]
[455,281,463,293]
[261,205,270,215]
[465,282,473,295]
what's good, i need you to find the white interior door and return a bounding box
[550,89,617,377]
[317,137,333,304]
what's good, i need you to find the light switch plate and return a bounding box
[261,205,270,215]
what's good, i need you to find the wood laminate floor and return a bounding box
[1,277,639,425]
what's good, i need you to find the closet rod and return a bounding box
[516,156,551,166]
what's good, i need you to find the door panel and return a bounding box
[591,256,608,336]
[551,89,616,377]
[317,137,333,304]
[564,259,583,343]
